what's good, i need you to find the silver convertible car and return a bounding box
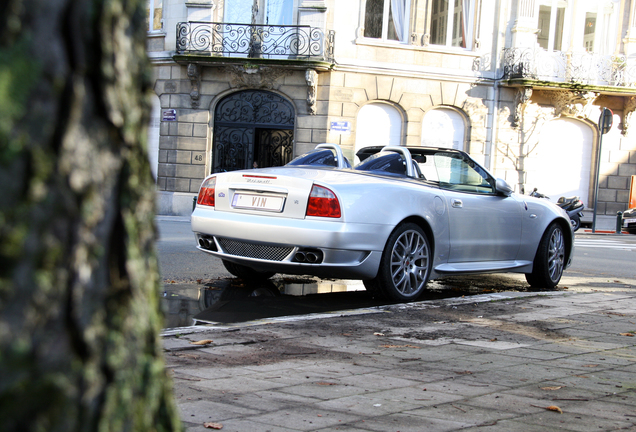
[191,144,573,301]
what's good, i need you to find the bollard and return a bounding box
[616,211,623,234]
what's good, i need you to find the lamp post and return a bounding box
[592,107,613,233]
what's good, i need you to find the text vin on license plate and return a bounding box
[232,193,284,212]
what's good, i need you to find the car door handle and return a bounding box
[452,199,463,208]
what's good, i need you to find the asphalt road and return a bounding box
[156,217,636,328]
[569,234,636,279]
[156,217,231,283]
[157,217,636,283]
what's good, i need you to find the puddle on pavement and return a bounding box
[161,274,539,329]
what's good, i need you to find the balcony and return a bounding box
[176,22,335,63]
[503,47,636,89]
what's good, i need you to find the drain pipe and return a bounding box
[484,0,503,172]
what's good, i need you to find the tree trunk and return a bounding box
[0,1,182,431]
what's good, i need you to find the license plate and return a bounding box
[232,193,284,212]
[623,217,636,226]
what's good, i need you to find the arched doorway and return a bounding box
[212,90,295,173]
[421,108,466,150]
[525,118,593,206]
[355,103,402,163]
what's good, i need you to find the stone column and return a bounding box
[298,0,327,27]
[186,0,215,21]
[511,0,539,48]
[623,0,636,56]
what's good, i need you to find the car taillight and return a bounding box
[197,177,216,207]
[306,185,341,218]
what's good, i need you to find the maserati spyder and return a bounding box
[191,144,573,301]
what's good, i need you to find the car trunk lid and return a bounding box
[212,169,316,219]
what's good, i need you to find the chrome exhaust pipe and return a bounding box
[199,237,213,250]
[295,252,306,262]
[305,252,318,263]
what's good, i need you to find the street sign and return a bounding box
[330,120,351,134]
[598,108,613,134]
[162,109,177,122]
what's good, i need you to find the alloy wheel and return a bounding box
[547,228,565,282]
[389,229,430,297]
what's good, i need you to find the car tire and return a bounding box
[570,214,580,232]
[627,228,636,235]
[222,260,275,281]
[525,222,566,289]
[367,223,431,301]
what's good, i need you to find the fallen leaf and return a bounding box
[373,332,385,336]
[582,364,599,368]
[190,339,214,345]
[546,405,563,414]
[490,338,498,342]
[316,382,337,386]
[531,404,563,414]
[203,422,223,429]
[620,333,635,337]
[541,386,563,391]
[379,344,420,349]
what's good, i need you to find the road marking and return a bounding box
[575,239,635,250]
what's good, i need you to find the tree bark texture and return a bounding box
[0,1,182,431]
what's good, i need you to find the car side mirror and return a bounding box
[495,178,513,196]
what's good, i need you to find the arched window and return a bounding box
[213,90,295,173]
[355,103,403,163]
[525,118,593,206]
[421,108,465,150]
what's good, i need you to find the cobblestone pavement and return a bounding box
[163,285,636,432]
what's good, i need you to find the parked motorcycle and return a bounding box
[529,188,584,231]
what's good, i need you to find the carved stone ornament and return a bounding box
[623,96,636,136]
[224,65,293,90]
[305,69,317,115]
[550,90,599,118]
[512,87,533,128]
[187,63,201,108]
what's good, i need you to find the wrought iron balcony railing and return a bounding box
[503,47,636,87]
[176,22,335,62]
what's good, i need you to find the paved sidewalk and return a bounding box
[163,289,636,432]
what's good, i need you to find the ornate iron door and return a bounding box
[213,90,294,173]
[254,129,293,168]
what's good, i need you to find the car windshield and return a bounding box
[355,147,495,193]
[418,151,494,193]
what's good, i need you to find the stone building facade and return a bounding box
[147,0,636,217]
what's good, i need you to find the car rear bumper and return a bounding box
[191,207,390,279]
